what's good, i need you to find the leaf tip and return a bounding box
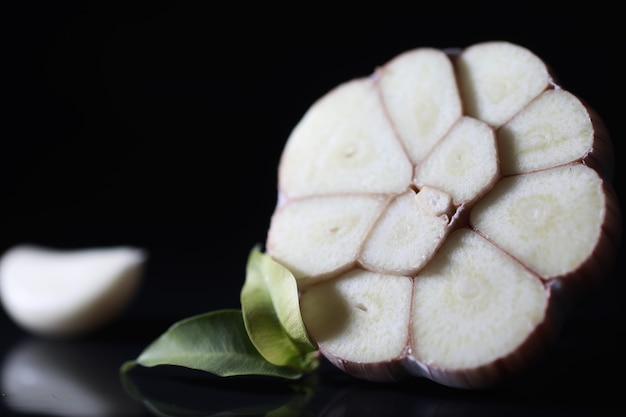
[120,360,138,374]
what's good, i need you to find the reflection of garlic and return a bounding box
[0,245,146,337]
[1,338,144,417]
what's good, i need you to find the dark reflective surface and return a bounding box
[1,337,144,417]
[3,3,625,417]
[1,264,624,417]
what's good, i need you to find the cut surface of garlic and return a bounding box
[266,41,621,388]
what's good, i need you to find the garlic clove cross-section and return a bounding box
[0,245,147,338]
[266,41,621,388]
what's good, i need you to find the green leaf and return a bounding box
[131,309,302,379]
[241,246,317,370]
[261,249,317,352]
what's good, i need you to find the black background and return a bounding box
[1,2,625,416]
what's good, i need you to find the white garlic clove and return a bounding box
[0,245,146,337]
